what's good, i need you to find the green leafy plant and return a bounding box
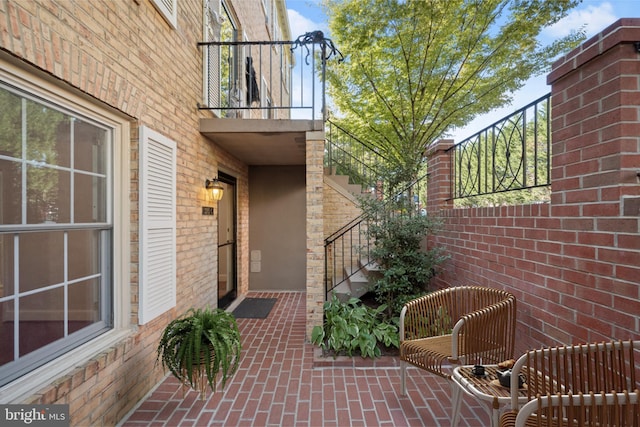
[362,194,449,318]
[312,294,399,358]
[323,0,584,181]
[156,307,241,398]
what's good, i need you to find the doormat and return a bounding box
[232,298,277,319]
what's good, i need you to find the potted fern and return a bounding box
[156,306,241,398]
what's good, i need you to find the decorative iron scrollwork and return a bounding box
[450,94,551,201]
[291,31,344,64]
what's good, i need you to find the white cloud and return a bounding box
[544,2,617,38]
[287,9,327,40]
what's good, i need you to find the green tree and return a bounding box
[322,0,584,184]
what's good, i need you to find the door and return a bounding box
[217,172,237,308]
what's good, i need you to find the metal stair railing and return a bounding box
[325,119,388,195]
[324,174,428,300]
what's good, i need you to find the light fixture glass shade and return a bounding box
[206,178,224,201]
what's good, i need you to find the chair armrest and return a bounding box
[451,297,516,363]
[509,339,639,410]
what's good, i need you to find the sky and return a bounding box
[284,0,639,141]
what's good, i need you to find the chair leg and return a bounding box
[401,361,407,395]
[450,381,462,427]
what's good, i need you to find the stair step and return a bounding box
[344,267,370,298]
[330,174,350,187]
[324,174,365,196]
[324,166,337,175]
[332,281,353,303]
[344,266,368,283]
[361,259,381,272]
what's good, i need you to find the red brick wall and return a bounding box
[427,19,640,355]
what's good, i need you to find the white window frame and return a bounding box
[261,77,273,119]
[272,5,279,41]
[0,56,130,403]
[202,0,241,117]
[261,0,271,27]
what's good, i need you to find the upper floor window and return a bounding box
[204,0,241,117]
[261,0,272,30]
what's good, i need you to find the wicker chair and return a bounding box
[399,286,516,395]
[499,340,640,427]
[500,390,640,427]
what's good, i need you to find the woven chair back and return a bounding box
[522,340,639,399]
[518,389,640,427]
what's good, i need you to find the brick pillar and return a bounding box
[305,130,325,340]
[426,139,454,212]
[547,18,640,217]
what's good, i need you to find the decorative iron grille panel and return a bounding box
[450,94,551,201]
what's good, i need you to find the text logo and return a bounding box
[0,405,69,426]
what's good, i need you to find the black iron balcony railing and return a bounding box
[198,33,341,121]
[449,94,551,201]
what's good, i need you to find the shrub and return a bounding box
[362,195,449,317]
[311,294,399,358]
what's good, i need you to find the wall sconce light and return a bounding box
[205,178,224,201]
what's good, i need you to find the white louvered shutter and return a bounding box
[139,127,177,325]
[151,0,178,29]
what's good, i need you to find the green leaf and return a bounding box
[323,0,583,196]
[311,325,325,345]
[156,307,241,397]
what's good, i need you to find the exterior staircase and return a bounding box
[323,119,388,302]
[324,170,380,302]
[331,258,382,302]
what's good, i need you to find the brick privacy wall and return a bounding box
[427,19,640,355]
[0,0,253,424]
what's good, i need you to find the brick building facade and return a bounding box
[0,0,329,424]
[2,1,636,424]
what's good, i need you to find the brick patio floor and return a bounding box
[119,292,489,426]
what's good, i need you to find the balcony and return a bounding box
[198,37,334,165]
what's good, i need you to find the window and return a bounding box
[272,4,279,42]
[270,4,280,57]
[0,82,115,387]
[220,3,239,113]
[203,0,240,116]
[261,0,272,30]
[151,0,178,29]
